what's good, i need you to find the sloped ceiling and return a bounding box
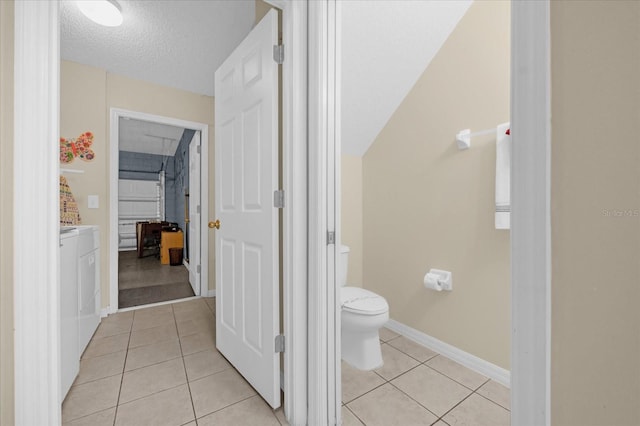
[341,0,472,157]
[60,0,255,96]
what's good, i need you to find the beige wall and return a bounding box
[61,61,216,309]
[0,2,14,424]
[362,1,511,368]
[550,1,640,425]
[60,62,109,304]
[341,155,363,287]
[255,0,272,24]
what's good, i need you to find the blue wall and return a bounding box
[173,130,194,246]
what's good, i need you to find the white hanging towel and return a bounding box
[495,122,511,229]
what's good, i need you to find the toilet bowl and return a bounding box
[340,246,389,370]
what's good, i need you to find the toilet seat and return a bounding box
[341,287,388,316]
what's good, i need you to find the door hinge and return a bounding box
[327,231,335,245]
[196,205,201,214]
[273,190,285,209]
[197,144,201,154]
[273,45,284,64]
[275,335,285,353]
[197,265,201,274]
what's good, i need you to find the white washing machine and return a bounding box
[60,227,79,400]
[76,225,101,356]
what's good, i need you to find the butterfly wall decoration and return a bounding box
[60,131,95,163]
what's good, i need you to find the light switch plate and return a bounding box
[88,195,99,209]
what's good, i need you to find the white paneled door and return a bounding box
[214,10,281,408]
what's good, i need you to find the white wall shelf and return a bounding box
[60,168,85,174]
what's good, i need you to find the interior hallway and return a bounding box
[118,251,194,308]
[61,296,510,425]
[62,298,286,425]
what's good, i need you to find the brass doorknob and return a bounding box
[208,220,220,229]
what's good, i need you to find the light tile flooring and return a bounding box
[342,327,510,426]
[62,297,284,426]
[63,297,510,426]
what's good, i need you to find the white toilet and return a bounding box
[340,245,389,370]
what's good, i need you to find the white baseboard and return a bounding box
[204,289,216,298]
[100,308,109,318]
[385,319,510,387]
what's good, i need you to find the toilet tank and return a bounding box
[340,245,350,287]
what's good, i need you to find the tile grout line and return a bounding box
[194,394,258,422]
[173,303,198,424]
[472,388,511,412]
[386,380,440,421]
[345,334,497,425]
[434,389,477,424]
[345,404,367,426]
[421,355,490,393]
[112,310,135,426]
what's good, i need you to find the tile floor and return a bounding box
[342,327,510,426]
[63,297,510,426]
[62,297,284,426]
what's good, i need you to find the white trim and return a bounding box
[100,308,109,318]
[385,319,510,387]
[276,2,309,425]
[204,289,216,298]
[510,1,551,425]
[330,1,342,422]
[116,295,201,313]
[307,1,328,423]
[13,1,61,423]
[307,1,340,424]
[109,108,209,314]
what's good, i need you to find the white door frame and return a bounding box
[307,1,552,426]
[13,0,309,424]
[509,2,551,425]
[109,108,209,312]
[13,1,61,423]
[307,1,341,424]
[264,1,309,424]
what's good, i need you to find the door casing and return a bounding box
[306,1,552,425]
[109,108,209,312]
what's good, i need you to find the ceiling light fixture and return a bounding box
[76,0,123,27]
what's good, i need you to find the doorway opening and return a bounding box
[116,118,200,308]
[109,109,209,313]
[338,1,511,423]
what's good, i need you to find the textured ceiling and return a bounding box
[60,0,255,96]
[341,0,472,156]
[61,0,471,157]
[119,118,185,157]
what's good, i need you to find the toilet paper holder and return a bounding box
[424,269,453,292]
